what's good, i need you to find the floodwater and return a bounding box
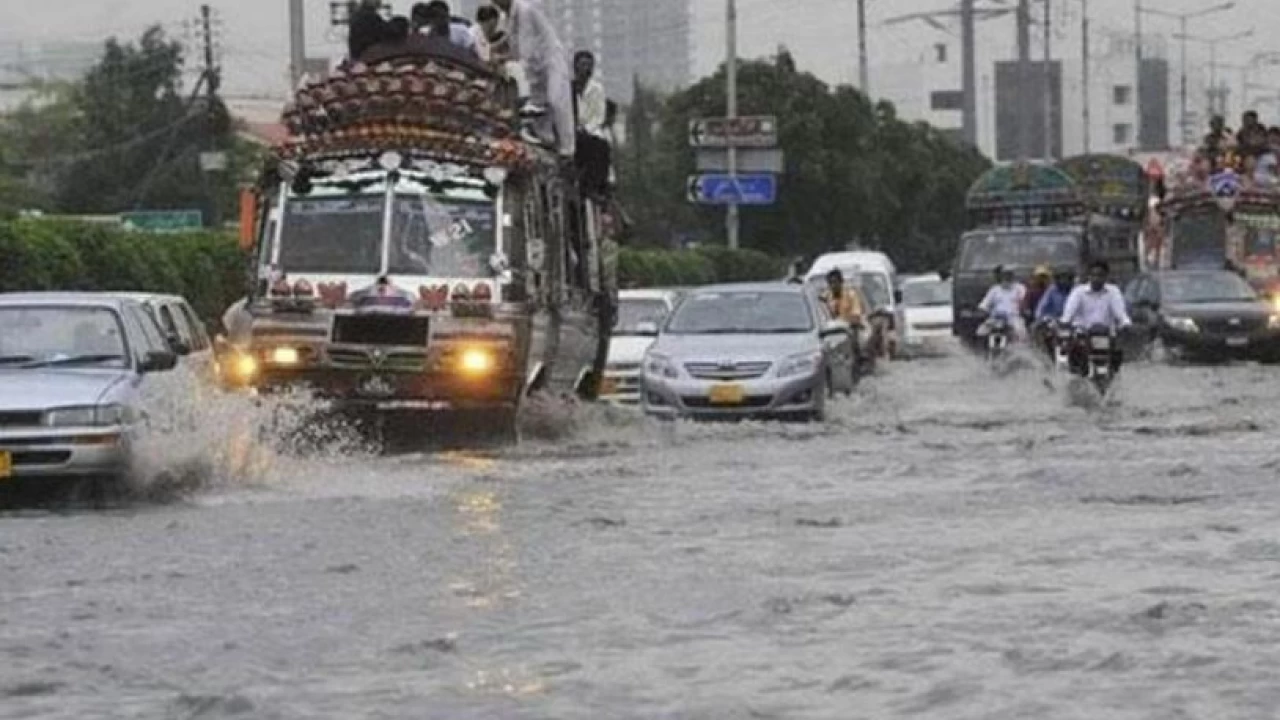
[4,351,1280,719]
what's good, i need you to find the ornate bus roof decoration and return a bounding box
[274,55,533,173]
[965,161,1085,228]
[1161,165,1280,216]
[1056,154,1149,220]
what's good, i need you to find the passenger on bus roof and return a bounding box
[491,0,576,158]
[1238,111,1269,157]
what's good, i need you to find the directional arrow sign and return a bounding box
[687,174,778,205]
[688,116,778,148]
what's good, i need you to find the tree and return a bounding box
[0,26,255,225]
[615,52,991,271]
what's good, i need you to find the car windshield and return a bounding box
[389,192,497,277]
[665,291,813,335]
[0,306,129,368]
[903,279,952,307]
[279,194,384,274]
[958,232,1080,271]
[615,299,671,335]
[1161,273,1259,304]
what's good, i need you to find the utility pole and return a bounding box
[1042,0,1053,160]
[857,0,870,93]
[961,0,976,147]
[199,4,223,228]
[1179,16,1188,143]
[1139,3,1236,147]
[1082,0,1090,153]
[289,0,306,89]
[726,0,739,250]
[1016,0,1031,159]
[1134,0,1142,150]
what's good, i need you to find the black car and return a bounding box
[1125,270,1280,363]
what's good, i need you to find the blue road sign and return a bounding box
[687,174,777,205]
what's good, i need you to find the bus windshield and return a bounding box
[957,231,1081,272]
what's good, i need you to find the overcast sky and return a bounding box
[3,0,1278,102]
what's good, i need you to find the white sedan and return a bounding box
[599,289,681,404]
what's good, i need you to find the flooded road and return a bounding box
[5,354,1280,719]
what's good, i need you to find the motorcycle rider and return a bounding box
[1024,265,1052,323]
[1060,260,1131,375]
[1034,268,1076,354]
[976,265,1027,342]
[820,268,864,326]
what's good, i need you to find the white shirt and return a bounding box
[469,24,491,62]
[576,77,607,137]
[979,282,1026,319]
[1061,283,1132,329]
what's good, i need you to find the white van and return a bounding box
[806,251,899,315]
[806,250,901,359]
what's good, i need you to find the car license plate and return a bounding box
[709,383,746,405]
[0,451,11,480]
[1090,336,1111,350]
[598,377,619,396]
[1227,337,1249,347]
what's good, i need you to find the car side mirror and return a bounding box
[893,289,904,304]
[635,321,659,337]
[140,350,178,373]
[167,334,192,356]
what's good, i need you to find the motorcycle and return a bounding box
[1071,324,1118,396]
[1038,320,1073,372]
[985,313,1012,365]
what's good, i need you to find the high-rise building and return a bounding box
[454,0,691,103]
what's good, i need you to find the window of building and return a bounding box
[1113,123,1133,145]
[935,43,947,63]
[1113,85,1133,106]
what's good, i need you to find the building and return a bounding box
[454,0,692,103]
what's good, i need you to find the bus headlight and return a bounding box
[459,347,496,375]
[269,346,300,366]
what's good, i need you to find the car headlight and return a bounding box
[1167,316,1198,333]
[45,404,127,428]
[1269,315,1280,330]
[644,353,678,379]
[777,351,822,379]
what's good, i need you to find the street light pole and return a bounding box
[1173,29,1255,125]
[1134,0,1142,148]
[726,0,739,250]
[857,0,870,93]
[1043,0,1053,159]
[1138,2,1237,146]
[1082,0,1090,154]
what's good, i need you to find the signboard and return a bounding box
[119,210,204,232]
[688,116,778,148]
[199,151,228,171]
[695,148,785,174]
[687,174,778,205]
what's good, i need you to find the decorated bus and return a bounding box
[217,49,618,443]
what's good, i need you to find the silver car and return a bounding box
[640,283,857,421]
[0,293,179,483]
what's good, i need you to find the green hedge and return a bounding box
[0,220,246,327]
[0,221,784,327]
[618,246,783,288]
